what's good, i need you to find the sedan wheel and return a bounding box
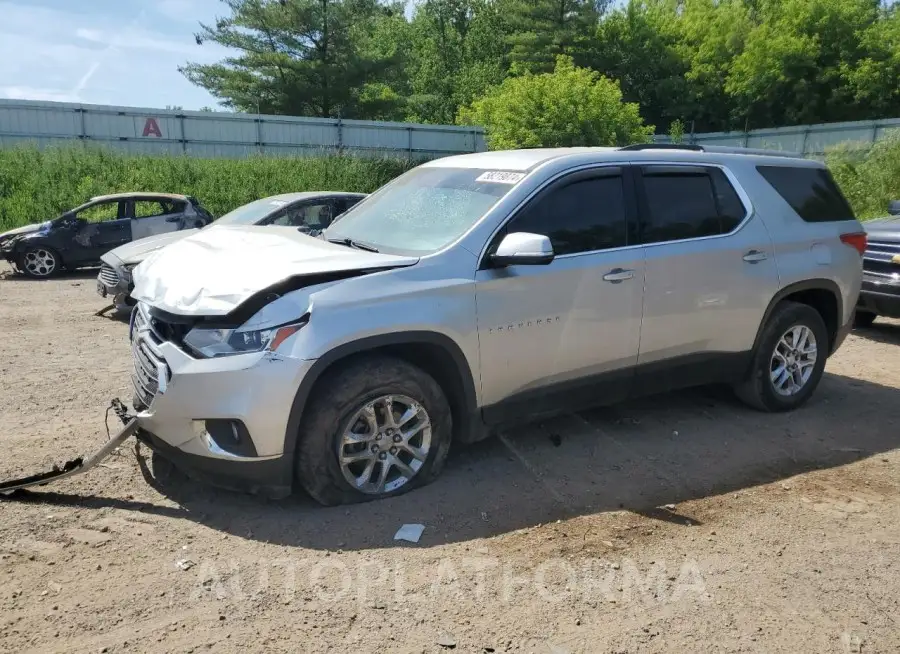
[21,247,59,278]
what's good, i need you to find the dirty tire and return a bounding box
[735,301,829,412]
[295,355,452,506]
[853,311,877,329]
[19,246,61,278]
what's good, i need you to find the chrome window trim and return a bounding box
[475,160,757,266]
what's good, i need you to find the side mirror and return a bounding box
[888,200,900,216]
[490,232,555,267]
[165,215,182,223]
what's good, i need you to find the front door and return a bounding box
[474,166,645,423]
[71,199,131,263]
[633,164,780,394]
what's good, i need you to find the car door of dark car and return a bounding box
[70,200,131,263]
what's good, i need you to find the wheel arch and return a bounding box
[752,279,843,358]
[283,331,481,467]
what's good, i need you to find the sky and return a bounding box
[0,0,423,111]
[0,0,236,110]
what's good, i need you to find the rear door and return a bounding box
[634,164,780,394]
[130,199,184,240]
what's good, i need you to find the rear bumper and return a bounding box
[136,428,293,499]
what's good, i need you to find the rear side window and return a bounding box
[757,165,855,222]
[508,174,628,255]
[639,166,747,243]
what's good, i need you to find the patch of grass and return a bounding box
[0,145,415,231]
[828,135,900,221]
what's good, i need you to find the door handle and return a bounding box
[602,268,634,283]
[742,250,768,263]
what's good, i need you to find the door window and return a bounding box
[639,167,747,244]
[76,201,121,222]
[505,173,628,255]
[272,202,335,229]
[132,201,170,218]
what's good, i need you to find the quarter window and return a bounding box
[757,165,855,222]
[639,167,746,243]
[506,174,628,255]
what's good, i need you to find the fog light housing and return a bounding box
[193,419,257,458]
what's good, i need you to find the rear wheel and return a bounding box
[295,356,452,506]
[853,310,877,328]
[19,246,61,278]
[735,301,828,412]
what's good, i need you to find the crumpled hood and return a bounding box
[106,229,198,265]
[0,221,49,241]
[131,224,418,316]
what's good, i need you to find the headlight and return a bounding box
[121,263,137,279]
[183,319,307,358]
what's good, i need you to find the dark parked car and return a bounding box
[0,193,212,278]
[855,200,900,327]
[98,191,367,311]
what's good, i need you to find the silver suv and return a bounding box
[128,145,865,505]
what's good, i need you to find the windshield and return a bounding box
[214,197,287,226]
[322,167,522,254]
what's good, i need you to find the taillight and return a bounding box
[840,232,867,256]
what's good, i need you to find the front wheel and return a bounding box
[19,246,61,278]
[295,356,452,506]
[734,301,829,412]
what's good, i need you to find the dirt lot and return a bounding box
[0,264,898,654]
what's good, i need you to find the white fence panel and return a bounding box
[0,99,486,160]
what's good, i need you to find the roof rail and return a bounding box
[619,143,704,152]
[620,143,803,159]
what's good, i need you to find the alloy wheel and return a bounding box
[23,249,56,277]
[337,394,432,495]
[769,324,817,396]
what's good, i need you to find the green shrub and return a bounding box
[457,56,653,150]
[0,145,414,231]
[828,135,900,220]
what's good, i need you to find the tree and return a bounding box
[725,0,884,128]
[500,0,608,74]
[404,0,509,124]
[458,55,653,149]
[590,1,695,132]
[180,0,404,118]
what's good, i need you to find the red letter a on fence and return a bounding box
[142,118,162,137]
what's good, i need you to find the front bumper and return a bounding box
[136,428,293,499]
[131,309,315,498]
[856,277,900,318]
[97,260,133,302]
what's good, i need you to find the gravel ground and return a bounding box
[0,264,898,654]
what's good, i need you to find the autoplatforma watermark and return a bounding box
[187,555,709,608]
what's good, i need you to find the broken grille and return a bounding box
[131,307,162,408]
[99,263,119,287]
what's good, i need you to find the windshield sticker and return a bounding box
[269,200,288,207]
[476,171,525,184]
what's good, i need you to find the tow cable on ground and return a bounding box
[0,399,138,496]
